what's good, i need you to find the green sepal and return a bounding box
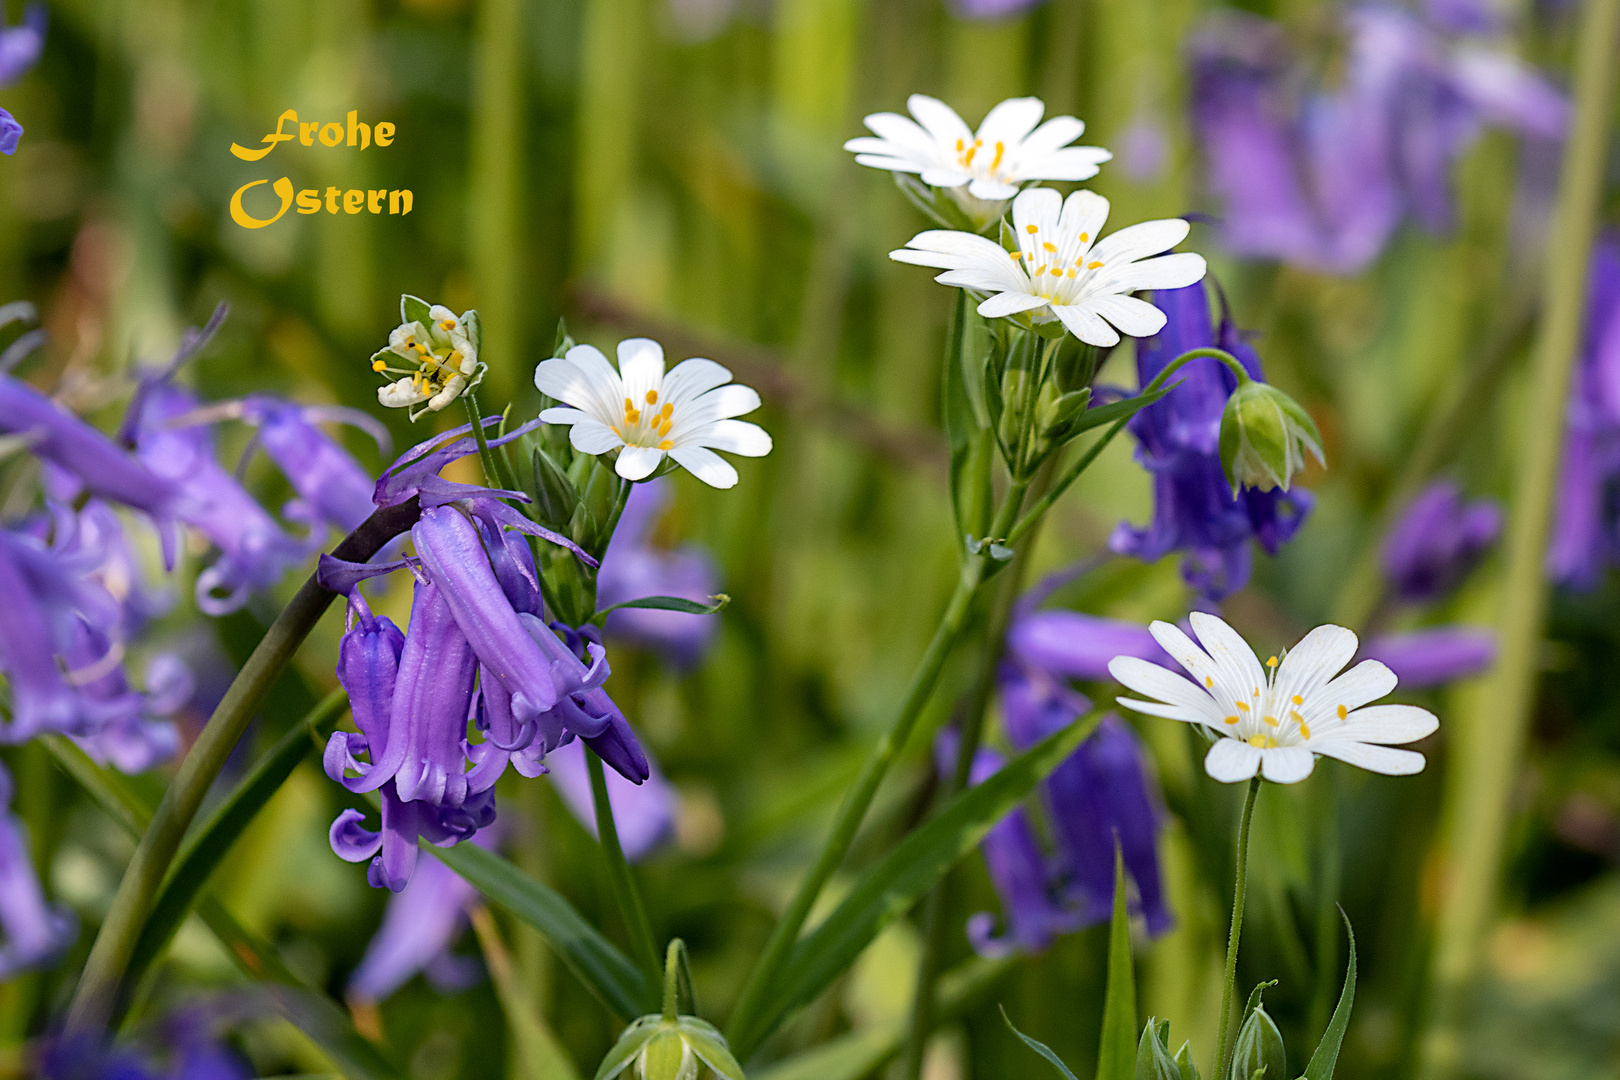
[892,172,979,232]
[528,446,581,531]
[1302,913,1357,1080]
[1031,317,1069,340]
[1003,1006,1081,1080]
[400,293,432,326]
[1228,984,1285,1080]
[679,1017,746,1080]
[553,317,576,358]
[1218,379,1324,493]
[596,1015,667,1080]
[1174,1042,1200,1080]
[460,308,482,353]
[1136,1019,1181,1080]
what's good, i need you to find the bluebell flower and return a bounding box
[1000,664,1172,935]
[1360,627,1495,688]
[347,833,489,1005]
[61,617,187,775]
[1007,608,1170,682]
[1549,237,1620,588]
[1111,281,1312,600]
[545,737,676,861]
[0,109,20,156]
[598,479,721,670]
[0,3,44,156]
[1189,4,1567,274]
[1382,480,1502,602]
[239,396,386,535]
[0,763,75,978]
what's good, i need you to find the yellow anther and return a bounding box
[658,439,674,450]
[439,319,456,331]
[1088,260,1103,269]
[1051,267,1065,277]
[1235,701,1250,713]
[1042,241,1057,252]
[661,403,673,417]
[404,336,415,347]
[1299,722,1312,740]
[1336,705,1348,719]
[1066,268,1077,278]
[1267,656,1279,668]
[1224,715,1239,725]
[1078,232,1089,242]
[372,359,387,372]
[991,141,1005,170]
[963,146,977,166]
[955,138,964,152]
[1291,694,1303,705]
[1010,251,1023,260]
[1246,734,1279,749]
[646,390,658,405]
[1026,224,1038,234]
[1263,715,1279,727]
[1034,265,1047,276]
[1204,676,1213,687]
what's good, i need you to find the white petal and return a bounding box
[1052,303,1120,346]
[895,229,1012,266]
[682,384,762,425]
[536,346,623,424]
[669,444,739,488]
[1259,746,1316,784]
[975,97,1046,147]
[1089,218,1192,266]
[854,154,927,174]
[1016,115,1085,157]
[938,267,1029,293]
[1105,252,1209,293]
[920,166,972,188]
[1307,659,1398,722]
[863,111,943,159]
[660,357,734,406]
[568,419,624,455]
[616,338,667,403]
[1091,294,1169,339]
[1273,624,1358,706]
[1058,189,1110,251]
[1189,612,1268,700]
[1205,738,1263,783]
[1108,656,1222,723]
[1335,704,1438,745]
[378,378,429,408]
[907,94,973,149]
[692,419,772,456]
[1012,188,1063,249]
[967,177,1020,201]
[1311,740,1427,776]
[615,445,664,481]
[1146,620,1235,702]
[539,406,596,426]
[1115,696,1218,725]
[977,292,1049,318]
[1016,145,1111,182]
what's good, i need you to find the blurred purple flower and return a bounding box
[0,764,75,979]
[939,733,1080,957]
[1111,281,1312,600]
[0,109,19,156]
[1189,5,1567,274]
[62,619,187,775]
[239,397,386,535]
[1001,665,1172,935]
[598,479,721,670]
[1381,480,1501,602]
[1360,627,1495,687]
[1007,609,1170,681]
[1117,114,1171,184]
[545,737,676,861]
[1550,237,1620,588]
[347,836,490,1005]
[951,0,1045,19]
[0,4,44,86]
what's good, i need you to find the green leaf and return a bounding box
[1097,846,1136,1080]
[738,714,1098,1051]
[123,690,351,1000]
[1302,913,1357,1080]
[400,293,432,326]
[1063,385,1174,441]
[1003,1006,1081,1080]
[469,905,584,1080]
[592,594,730,623]
[430,842,659,1020]
[943,291,994,544]
[528,446,581,531]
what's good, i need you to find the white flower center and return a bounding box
[613,386,676,450]
[1010,220,1105,306]
[953,136,1010,185]
[1207,654,1349,749]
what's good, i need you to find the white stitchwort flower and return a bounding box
[535,338,772,489]
[1107,613,1438,784]
[847,95,1110,215]
[371,297,485,421]
[891,187,1207,347]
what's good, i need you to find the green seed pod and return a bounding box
[1218,376,1324,493]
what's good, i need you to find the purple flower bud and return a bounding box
[598,480,721,670]
[544,737,675,861]
[1381,481,1502,602]
[1360,627,1495,688]
[1008,610,1170,682]
[0,108,20,156]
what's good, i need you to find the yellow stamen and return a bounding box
[1087,260,1103,269]
[1042,241,1057,252]
[1235,701,1250,713]
[372,359,386,372]
[439,319,456,331]
[1263,715,1279,727]
[1224,715,1240,725]
[646,390,658,404]
[1299,722,1312,739]
[1025,224,1038,234]
[1204,676,1213,688]
[1291,694,1303,705]
[661,403,673,418]
[1066,268,1077,278]
[955,138,964,152]
[1336,705,1348,719]
[1267,656,1279,668]
[1246,734,1279,749]
[991,141,1005,171]
[658,439,673,450]
[1010,251,1022,260]
[1078,232,1089,242]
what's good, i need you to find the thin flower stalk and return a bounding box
[1215,776,1262,1080]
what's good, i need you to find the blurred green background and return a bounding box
[2,0,1618,1077]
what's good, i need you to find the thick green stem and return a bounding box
[1420,0,1620,1073]
[66,500,423,1033]
[464,391,522,494]
[1008,348,1247,545]
[588,750,663,982]
[725,481,1030,1056]
[1214,777,1262,1080]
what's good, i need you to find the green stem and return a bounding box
[66,500,423,1033]
[1420,0,1620,1073]
[1008,348,1246,545]
[588,749,663,982]
[663,939,685,1021]
[465,391,522,494]
[1214,777,1262,1080]
[901,468,1048,1080]
[725,479,1031,1057]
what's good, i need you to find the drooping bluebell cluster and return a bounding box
[1111,281,1313,600]
[320,419,654,891]
[1189,0,1567,274]
[0,3,45,155]
[1550,237,1620,590]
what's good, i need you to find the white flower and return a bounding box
[535,338,772,489]
[891,187,1207,347]
[371,300,485,421]
[1107,613,1438,784]
[845,95,1110,222]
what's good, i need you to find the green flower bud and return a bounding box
[1228,1002,1287,1080]
[1218,375,1324,493]
[595,1016,745,1080]
[1137,1018,1181,1080]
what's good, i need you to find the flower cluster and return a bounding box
[0,4,44,155]
[371,296,486,419]
[1112,282,1314,600]
[1189,3,1567,273]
